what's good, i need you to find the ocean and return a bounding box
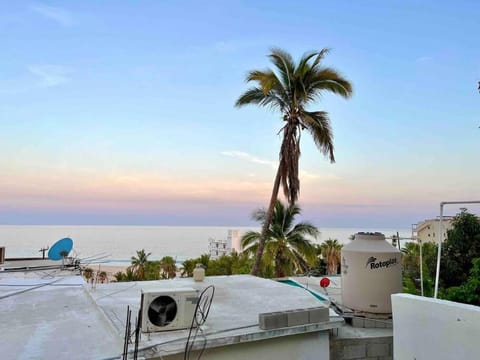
[0,225,412,265]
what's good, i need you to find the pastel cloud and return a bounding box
[221,150,276,168]
[30,4,74,26]
[221,150,340,182]
[27,65,72,88]
[0,168,272,212]
[415,56,433,64]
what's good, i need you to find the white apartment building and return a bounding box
[208,238,231,259]
[208,229,243,259]
[412,217,454,243]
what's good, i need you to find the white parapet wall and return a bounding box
[392,294,480,360]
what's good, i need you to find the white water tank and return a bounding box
[341,232,402,314]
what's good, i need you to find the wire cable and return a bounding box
[99,323,259,360]
[184,285,215,360]
[0,278,63,300]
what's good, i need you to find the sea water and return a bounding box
[0,225,411,265]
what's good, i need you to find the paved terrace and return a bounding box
[90,275,344,359]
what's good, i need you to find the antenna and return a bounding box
[39,246,49,259]
[48,238,73,261]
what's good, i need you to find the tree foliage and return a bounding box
[319,238,342,275]
[180,252,252,277]
[235,48,352,275]
[130,249,152,281]
[113,249,161,282]
[160,256,177,279]
[444,258,480,306]
[401,209,480,304]
[401,241,437,297]
[82,267,94,282]
[440,209,480,288]
[241,200,318,277]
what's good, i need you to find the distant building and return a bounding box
[208,238,231,259]
[228,229,242,253]
[208,229,243,259]
[412,217,454,243]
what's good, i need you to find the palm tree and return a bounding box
[241,200,318,277]
[160,256,177,279]
[83,267,94,283]
[320,239,342,275]
[98,271,108,283]
[131,249,151,281]
[235,48,352,275]
[113,271,125,282]
[181,259,197,277]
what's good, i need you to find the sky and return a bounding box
[1,0,479,227]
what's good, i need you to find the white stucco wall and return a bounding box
[392,294,480,360]
[163,331,329,360]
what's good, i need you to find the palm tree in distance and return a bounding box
[98,270,108,284]
[235,48,352,275]
[83,267,94,283]
[131,249,151,281]
[241,200,318,277]
[160,256,177,279]
[320,239,342,275]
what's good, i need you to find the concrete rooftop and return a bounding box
[0,271,122,359]
[90,275,344,358]
[0,271,344,359]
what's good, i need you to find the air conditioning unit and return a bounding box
[141,287,199,333]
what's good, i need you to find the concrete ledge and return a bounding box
[259,307,329,330]
[287,309,309,327]
[259,312,288,330]
[330,330,393,360]
[309,307,329,323]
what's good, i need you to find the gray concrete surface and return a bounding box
[89,275,344,358]
[0,273,122,359]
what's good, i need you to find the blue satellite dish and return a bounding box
[48,237,73,261]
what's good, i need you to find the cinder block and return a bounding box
[364,319,376,328]
[367,343,390,357]
[343,344,366,359]
[351,317,365,328]
[375,320,387,328]
[259,311,287,330]
[308,307,329,323]
[287,309,309,327]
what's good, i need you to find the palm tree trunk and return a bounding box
[250,165,282,276]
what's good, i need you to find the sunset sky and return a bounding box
[1,1,479,227]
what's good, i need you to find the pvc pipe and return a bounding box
[434,203,443,298]
[419,238,424,297]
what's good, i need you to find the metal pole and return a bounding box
[434,203,444,298]
[419,238,424,296]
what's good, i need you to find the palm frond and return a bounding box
[302,111,335,163]
[308,68,353,99]
[241,230,262,249]
[311,48,331,71]
[235,87,267,107]
[295,51,318,78]
[288,222,320,239]
[235,86,287,111]
[246,70,280,95]
[251,207,267,223]
[269,48,296,90]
